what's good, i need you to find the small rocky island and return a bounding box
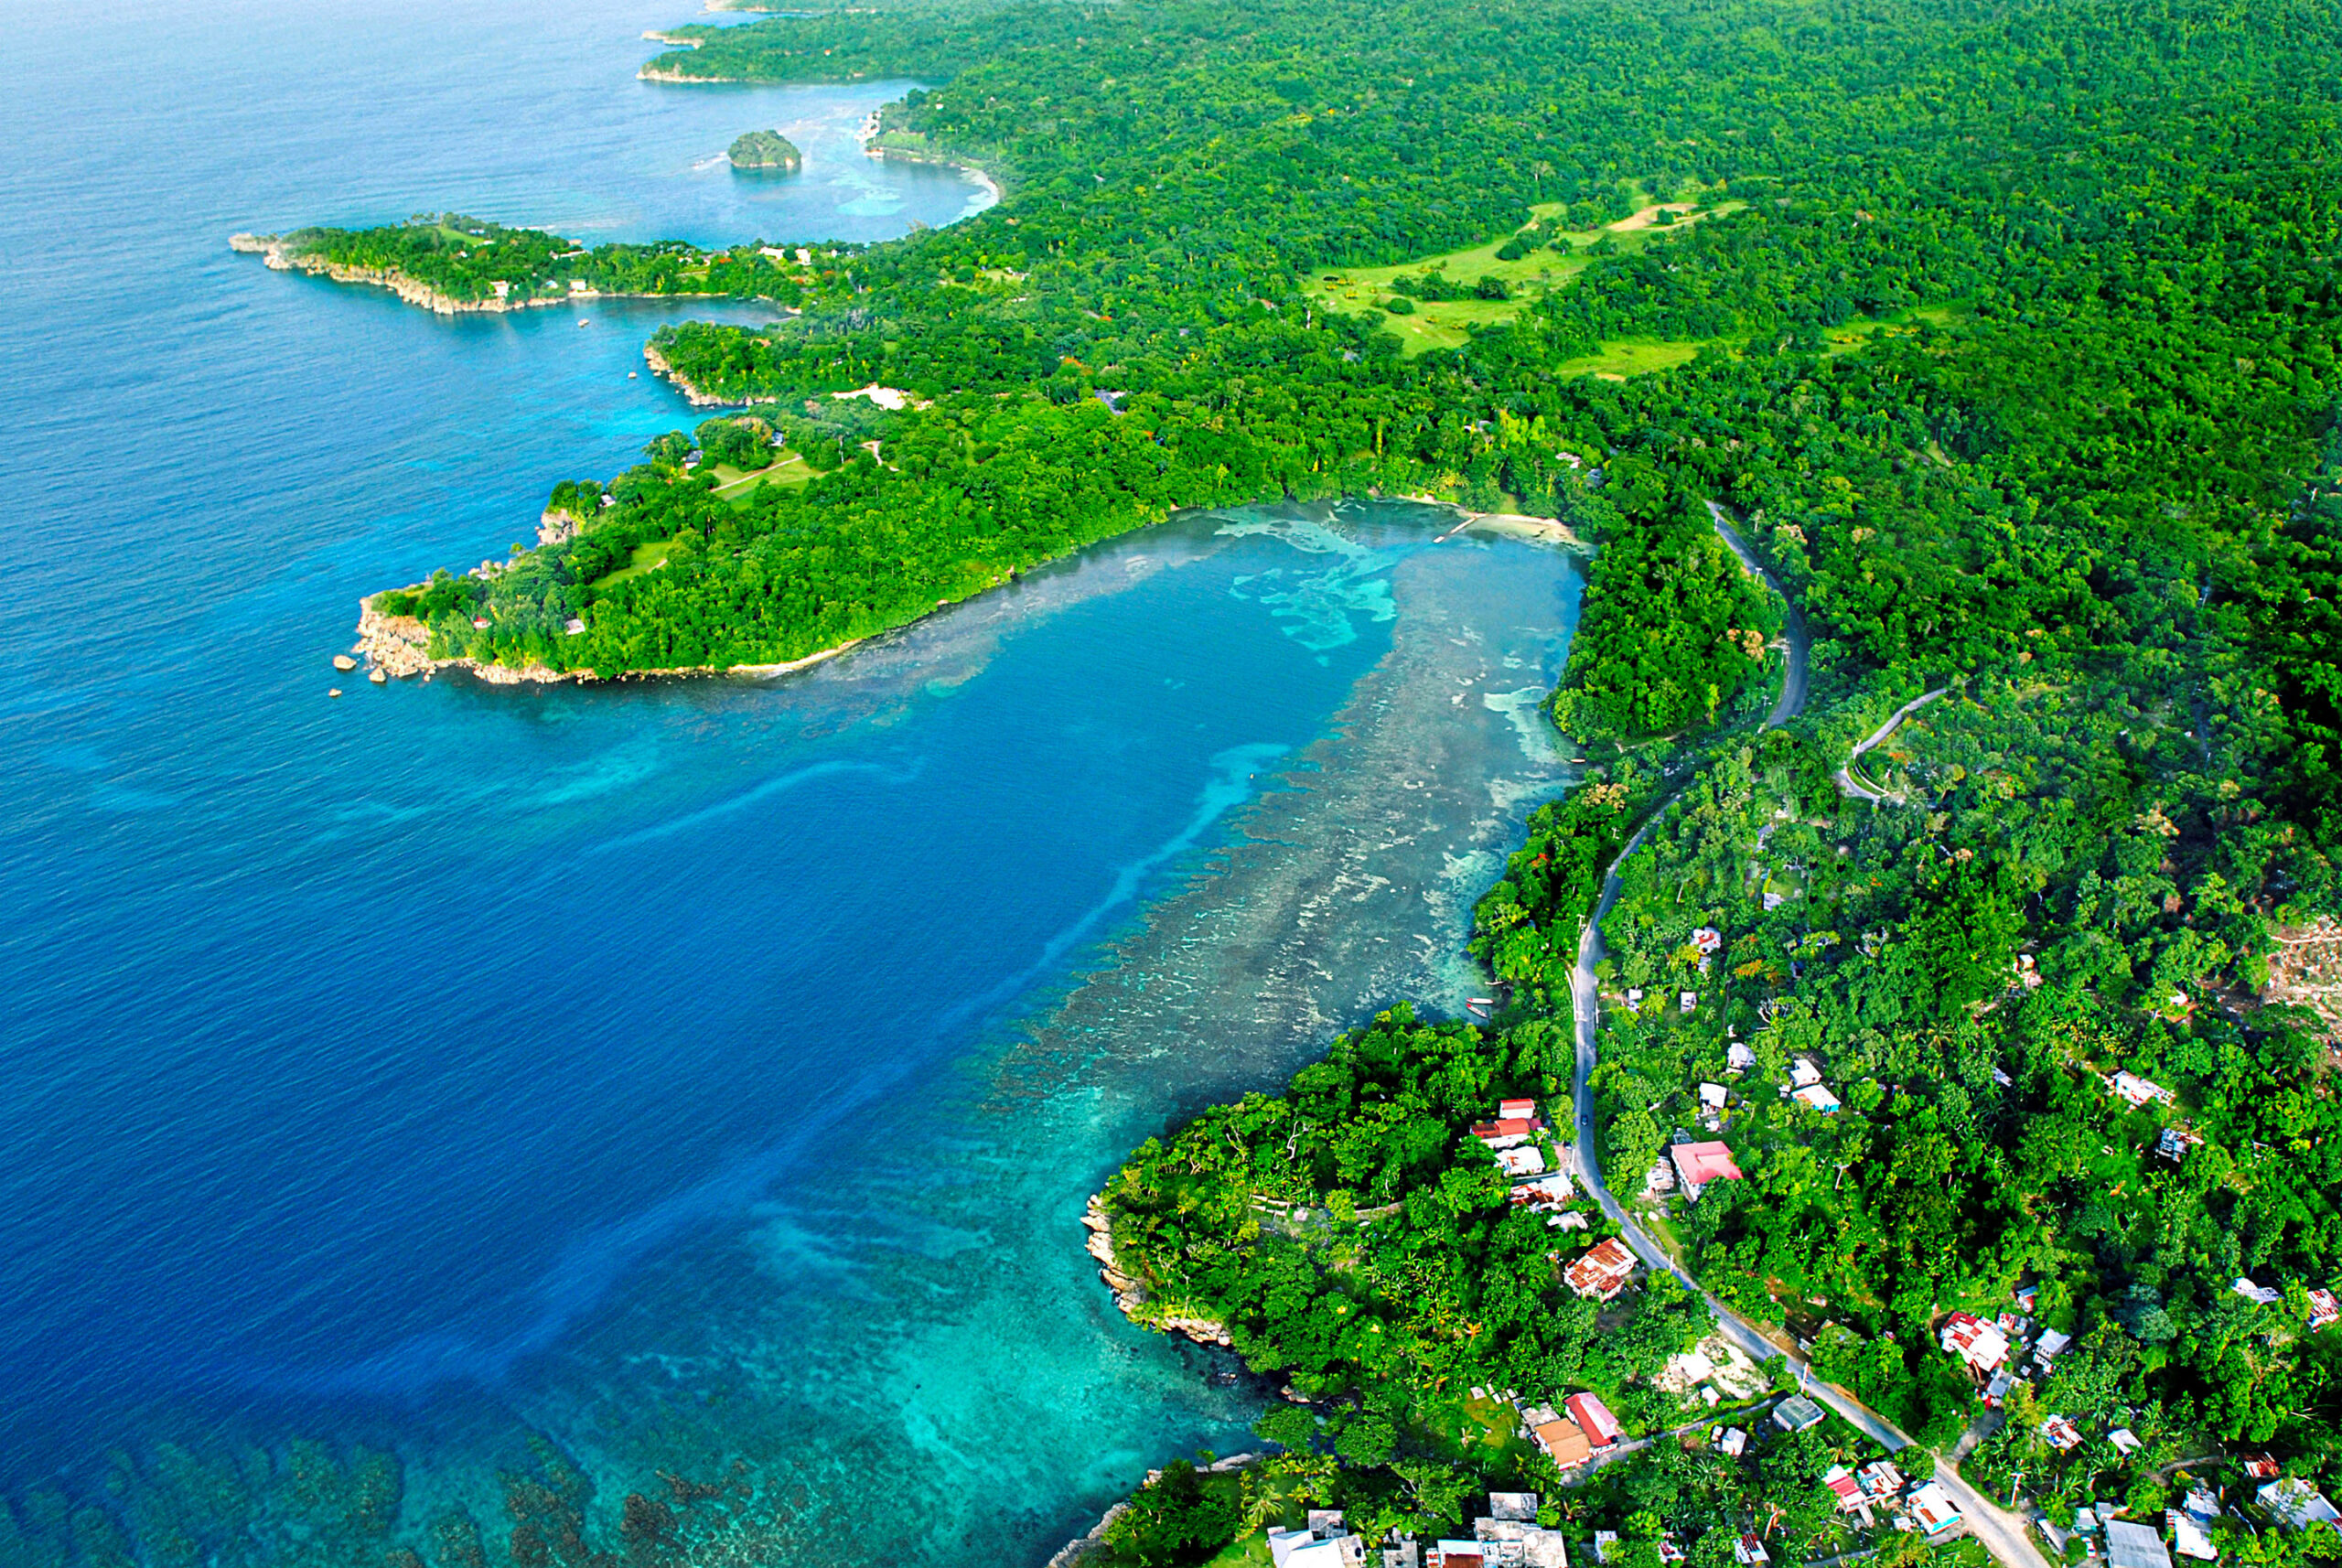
[727,130,802,172]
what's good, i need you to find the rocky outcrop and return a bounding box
[231,232,568,317]
[352,598,592,686]
[537,508,583,547]
[355,599,439,678]
[643,341,775,409]
[1085,1195,1232,1348]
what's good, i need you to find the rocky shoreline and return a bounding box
[349,596,863,688]
[231,233,574,317]
[1045,1451,1262,1568]
[641,341,759,408]
[1083,1195,1232,1348]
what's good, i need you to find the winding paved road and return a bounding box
[1835,687,1950,803]
[1564,508,2048,1568]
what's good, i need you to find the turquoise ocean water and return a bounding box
[0,2,1585,1561]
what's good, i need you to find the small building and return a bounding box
[1498,1144,1548,1178]
[1773,1396,1825,1434]
[1555,1211,1590,1231]
[1593,1533,1619,1565]
[564,618,586,636]
[2111,1071,2175,1109]
[1271,1529,1316,1568]
[1509,1174,1575,1212]
[2258,1478,2342,1532]
[1488,1495,1539,1523]
[1940,1311,2012,1372]
[1858,1461,1907,1499]
[1644,1159,1677,1195]
[1983,1367,2015,1407]
[2041,1415,2084,1452]
[1671,1141,1745,1199]
[1907,1483,1962,1535]
[1715,1427,1747,1456]
[2034,1327,2072,1369]
[2242,1456,2283,1482]
[1564,1238,1638,1301]
[1386,1543,1423,1568]
[1734,1536,1769,1566]
[2232,1278,2283,1307]
[1700,1082,1728,1110]
[1680,991,1698,1014]
[2308,1289,2340,1330]
[1473,1117,1542,1150]
[1793,1084,1842,1114]
[1692,926,1724,955]
[2166,1510,2217,1562]
[1500,1098,1539,1121]
[471,615,491,629]
[2106,1520,2175,1568]
[1790,1058,1823,1089]
[1526,1406,1593,1467]
[1520,1530,1568,1568]
[1822,1466,1866,1515]
[1435,1541,1487,1568]
[1727,1041,1756,1072]
[1566,1392,1621,1449]
[1288,1539,1367,1568]
[2110,1428,2143,1455]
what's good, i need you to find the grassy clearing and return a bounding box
[1305,194,1746,358]
[1555,337,1716,380]
[709,452,814,502]
[1201,1530,1275,1568]
[597,539,675,585]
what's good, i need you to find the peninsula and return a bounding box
[254,0,2342,1561]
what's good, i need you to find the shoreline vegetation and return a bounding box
[226,0,2342,1564]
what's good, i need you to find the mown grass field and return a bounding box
[1305,196,1746,358]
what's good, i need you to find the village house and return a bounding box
[1472,1117,1543,1151]
[1510,1174,1576,1214]
[2232,1278,2283,1306]
[1821,1466,1869,1518]
[2165,1510,2216,1562]
[1593,1532,1619,1564]
[1276,1514,1368,1568]
[1523,1404,1593,1467]
[1499,1099,1539,1121]
[1564,1238,1638,1301]
[1793,1084,1842,1113]
[1671,1141,1745,1199]
[1733,1536,1769,1566]
[1700,1082,1728,1111]
[1645,1158,1677,1195]
[1773,1396,1826,1434]
[1727,1041,1756,1073]
[2111,1071,2175,1109]
[1434,1541,1486,1568]
[1939,1312,2012,1372]
[2041,1415,2084,1452]
[1566,1392,1621,1451]
[2105,1520,2174,1568]
[1790,1058,1823,1089]
[1907,1483,1963,1536]
[1715,1427,1748,1456]
[2034,1327,2073,1370]
[1857,1461,1906,1499]
[1497,1144,1548,1178]
[2311,1289,2341,1330]
[2258,1478,2342,1532]
[2110,1428,2143,1455]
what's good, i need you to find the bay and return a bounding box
[0,2,1585,1562]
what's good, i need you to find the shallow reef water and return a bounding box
[0,0,1589,1559]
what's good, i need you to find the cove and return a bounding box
[0,0,1587,1562]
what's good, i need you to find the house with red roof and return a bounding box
[1563,1238,1637,1301]
[1566,1392,1621,1449]
[1670,1141,1744,1199]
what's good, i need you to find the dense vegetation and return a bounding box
[726,129,801,170]
[272,0,2342,1560]
[281,214,841,306]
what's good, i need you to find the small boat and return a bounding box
[628,371,638,378]
[328,688,342,698]
[577,319,591,328]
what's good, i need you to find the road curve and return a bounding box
[1564,509,2047,1568]
[1836,687,1950,802]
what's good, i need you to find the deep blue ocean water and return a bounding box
[0,4,1585,1563]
